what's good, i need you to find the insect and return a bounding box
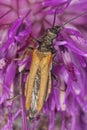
[24,10,87,119]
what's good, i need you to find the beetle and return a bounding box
[24,10,87,119]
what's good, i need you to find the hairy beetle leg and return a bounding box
[51,72,58,82]
[14,47,34,61]
[6,94,20,101]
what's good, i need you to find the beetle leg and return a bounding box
[6,94,19,101]
[52,48,57,55]
[33,38,41,45]
[28,46,35,50]
[24,69,30,73]
[51,72,58,82]
[14,47,34,61]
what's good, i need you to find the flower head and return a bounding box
[0,0,87,130]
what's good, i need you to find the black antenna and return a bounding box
[62,11,87,27]
[52,8,58,27]
[22,10,31,21]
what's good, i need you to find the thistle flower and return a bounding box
[0,0,87,130]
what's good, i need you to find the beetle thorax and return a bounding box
[42,29,57,45]
[38,26,61,52]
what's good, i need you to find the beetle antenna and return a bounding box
[62,11,87,27]
[22,10,31,21]
[52,8,58,27]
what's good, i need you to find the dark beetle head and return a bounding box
[40,25,62,49]
[49,25,62,34]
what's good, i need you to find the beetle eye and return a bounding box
[52,28,58,34]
